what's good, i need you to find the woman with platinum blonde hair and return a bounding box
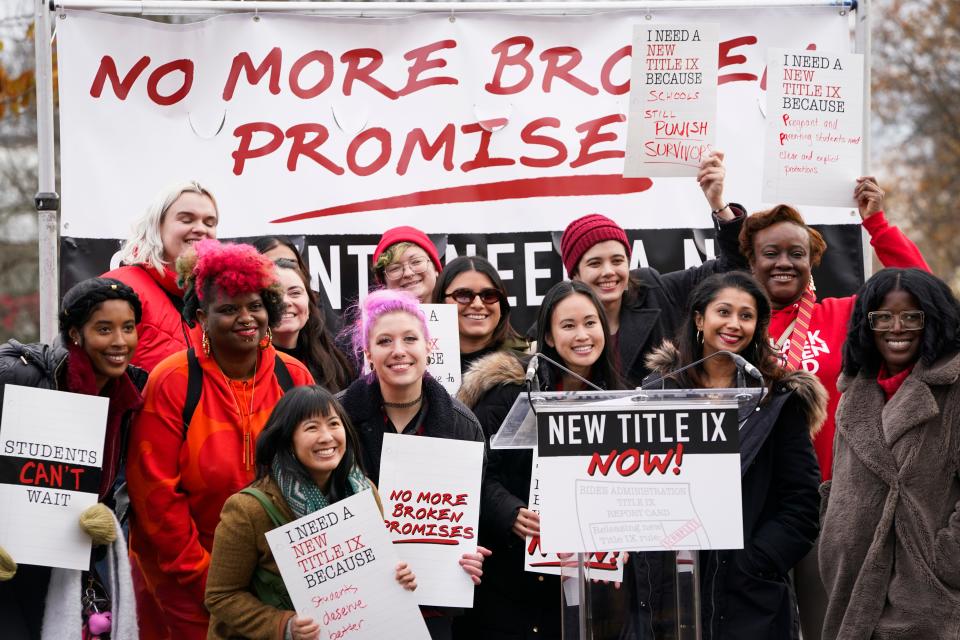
[103,180,219,371]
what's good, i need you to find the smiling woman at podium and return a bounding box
[640,271,825,640]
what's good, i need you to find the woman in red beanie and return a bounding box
[558,151,747,386]
[372,225,443,304]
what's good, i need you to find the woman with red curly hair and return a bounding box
[126,240,314,640]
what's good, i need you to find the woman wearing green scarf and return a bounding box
[205,385,416,640]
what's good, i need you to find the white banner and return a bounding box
[56,7,856,247]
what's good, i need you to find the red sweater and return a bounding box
[768,212,929,480]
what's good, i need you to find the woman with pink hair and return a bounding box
[337,288,490,640]
[126,239,315,640]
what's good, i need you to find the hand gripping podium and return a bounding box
[491,385,763,640]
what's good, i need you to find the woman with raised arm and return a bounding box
[103,180,218,371]
[431,255,528,374]
[820,268,960,639]
[206,385,416,640]
[555,151,747,386]
[126,240,314,640]
[455,280,622,640]
[0,278,146,640]
[337,288,490,640]
[641,271,825,640]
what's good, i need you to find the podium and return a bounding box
[491,386,763,640]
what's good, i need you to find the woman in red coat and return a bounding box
[103,180,218,372]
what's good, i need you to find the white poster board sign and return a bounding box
[762,49,864,206]
[525,451,623,581]
[265,489,430,640]
[421,304,462,395]
[625,23,719,177]
[536,404,743,553]
[378,433,483,607]
[0,385,109,570]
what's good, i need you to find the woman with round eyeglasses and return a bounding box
[372,226,442,304]
[820,268,960,639]
[431,255,528,373]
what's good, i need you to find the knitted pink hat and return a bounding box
[372,226,442,274]
[560,214,631,275]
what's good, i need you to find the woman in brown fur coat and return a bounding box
[820,268,960,639]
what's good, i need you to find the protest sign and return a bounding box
[378,433,483,607]
[265,489,430,640]
[762,49,864,207]
[525,450,624,580]
[625,23,719,177]
[0,385,108,570]
[421,304,461,395]
[536,403,743,553]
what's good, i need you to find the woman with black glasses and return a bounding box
[820,268,960,639]
[432,256,528,373]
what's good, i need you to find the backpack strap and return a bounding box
[240,487,290,527]
[182,348,203,433]
[273,354,294,392]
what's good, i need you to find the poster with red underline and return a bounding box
[378,433,483,608]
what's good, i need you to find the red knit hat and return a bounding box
[560,214,631,275]
[372,226,442,275]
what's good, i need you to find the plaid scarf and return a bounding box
[271,459,370,519]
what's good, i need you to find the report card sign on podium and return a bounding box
[536,403,743,553]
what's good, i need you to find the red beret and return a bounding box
[560,214,631,275]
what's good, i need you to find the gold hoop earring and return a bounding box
[259,327,272,351]
[202,329,211,357]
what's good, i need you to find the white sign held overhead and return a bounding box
[265,489,430,640]
[625,23,719,178]
[378,433,483,608]
[0,385,109,570]
[762,49,864,207]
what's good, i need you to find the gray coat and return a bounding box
[820,352,960,639]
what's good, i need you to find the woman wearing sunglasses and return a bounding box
[820,268,960,639]
[432,256,528,374]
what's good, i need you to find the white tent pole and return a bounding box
[53,0,855,15]
[35,0,59,343]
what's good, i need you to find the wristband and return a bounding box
[711,203,729,215]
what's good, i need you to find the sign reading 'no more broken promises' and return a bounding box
[536,403,743,553]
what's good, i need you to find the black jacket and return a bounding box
[629,343,825,640]
[528,208,749,387]
[337,373,486,485]
[454,351,563,640]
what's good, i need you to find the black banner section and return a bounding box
[0,455,101,493]
[61,224,864,332]
[536,407,740,457]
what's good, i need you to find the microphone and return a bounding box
[729,353,763,380]
[639,350,762,390]
[533,352,604,392]
[524,354,540,384]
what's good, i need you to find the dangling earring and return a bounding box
[202,329,211,357]
[259,327,272,351]
[696,329,703,344]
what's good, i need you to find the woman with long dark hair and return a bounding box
[271,258,354,391]
[431,255,528,373]
[126,240,315,640]
[820,268,960,639]
[205,385,416,640]
[639,271,825,640]
[455,280,622,639]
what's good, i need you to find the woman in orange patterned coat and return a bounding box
[126,240,314,640]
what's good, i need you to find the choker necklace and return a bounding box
[383,393,423,409]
